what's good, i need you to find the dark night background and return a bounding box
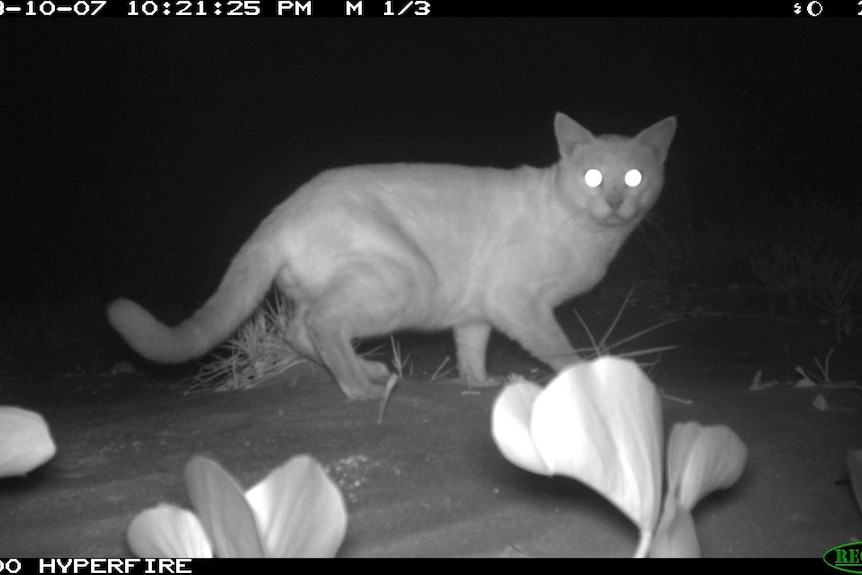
[4,12,862,559]
[1,15,860,310]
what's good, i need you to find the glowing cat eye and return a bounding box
[624,169,643,187]
[584,168,603,188]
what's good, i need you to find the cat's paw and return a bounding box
[342,382,386,401]
[361,360,392,383]
[465,375,506,389]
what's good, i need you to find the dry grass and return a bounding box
[190,292,305,392]
[741,194,862,342]
[572,285,679,369]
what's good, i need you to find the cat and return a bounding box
[107,113,676,400]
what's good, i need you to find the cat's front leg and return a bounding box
[490,300,581,373]
[453,322,499,387]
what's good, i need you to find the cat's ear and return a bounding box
[554,112,595,158]
[636,116,677,164]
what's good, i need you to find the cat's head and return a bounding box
[553,113,677,227]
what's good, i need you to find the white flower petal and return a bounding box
[0,407,57,478]
[246,455,348,558]
[491,380,552,476]
[650,494,700,558]
[666,422,747,510]
[127,504,212,558]
[529,358,664,533]
[184,456,265,558]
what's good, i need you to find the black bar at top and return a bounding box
[0,0,857,17]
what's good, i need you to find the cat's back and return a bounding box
[274,162,540,227]
[303,162,519,200]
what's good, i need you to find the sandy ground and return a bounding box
[1,284,861,558]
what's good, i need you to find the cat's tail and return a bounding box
[106,241,279,364]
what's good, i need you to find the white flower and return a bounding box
[492,357,747,558]
[492,357,663,557]
[127,454,347,558]
[127,505,212,558]
[651,422,748,558]
[0,406,56,477]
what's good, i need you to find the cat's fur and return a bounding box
[107,113,676,400]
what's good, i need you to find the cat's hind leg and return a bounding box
[300,262,423,400]
[284,301,390,383]
[284,304,323,363]
[303,312,385,400]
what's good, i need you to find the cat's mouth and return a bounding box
[596,213,629,226]
[589,198,637,226]
[589,205,632,226]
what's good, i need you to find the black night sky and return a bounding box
[2,15,861,308]
[5,10,862,559]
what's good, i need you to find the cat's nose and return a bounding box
[605,191,624,210]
